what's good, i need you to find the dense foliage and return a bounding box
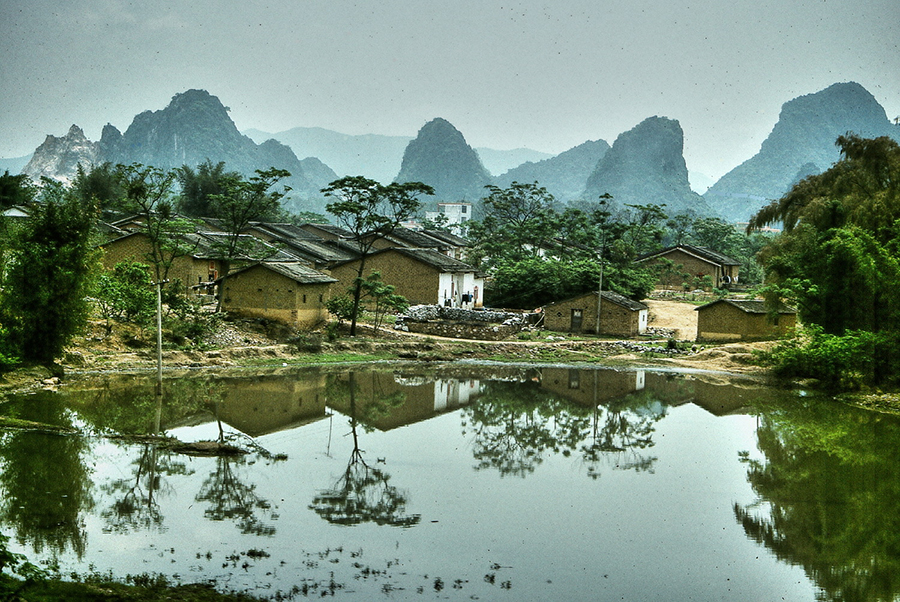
[751,135,900,388]
[468,182,759,309]
[323,176,433,335]
[0,181,98,364]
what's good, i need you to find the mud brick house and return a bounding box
[695,299,796,342]
[329,247,485,308]
[217,261,336,328]
[544,291,649,337]
[637,244,741,288]
[100,231,300,292]
[100,231,222,290]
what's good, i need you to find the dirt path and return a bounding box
[646,299,698,340]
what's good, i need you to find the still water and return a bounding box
[0,362,896,601]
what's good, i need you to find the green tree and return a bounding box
[748,135,900,388]
[750,135,900,335]
[0,181,99,364]
[175,159,237,218]
[359,272,409,332]
[468,182,560,267]
[72,162,126,214]
[0,171,35,210]
[114,164,198,284]
[94,261,156,333]
[207,168,291,311]
[322,176,433,336]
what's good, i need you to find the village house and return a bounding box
[217,261,336,328]
[99,230,302,293]
[329,247,485,308]
[637,244,741,288]
[695,299,797,342]
[99,231,223,290]
[544,291,649,337]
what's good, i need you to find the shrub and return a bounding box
[760,325,899,390]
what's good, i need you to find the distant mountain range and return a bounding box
[584,116,708,216]
[704,82,900,222]
[0,155,31,175]
[23,90,337,212]
[16,82,898,223]
[243,127,553,183]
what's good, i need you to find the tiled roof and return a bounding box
[637,244,741,266]
[546,290,648,312]
[331,247,479,273]
[695,299,796,313]
[223,261,337,285]
[299,222,355,238]
[247,222,320,241]
[382,228,448,249]
[387,247,479,272]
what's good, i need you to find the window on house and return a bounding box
[303,294,307,303]
[319,294,323,302]
[461,205,467,214]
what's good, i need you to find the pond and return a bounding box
[0,362,898,601]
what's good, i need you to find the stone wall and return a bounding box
[401,320,521,341]
[403,305,537,325]
[395,305,538,340]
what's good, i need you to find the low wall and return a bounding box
[400,320,520,341]
[396,305,538,341]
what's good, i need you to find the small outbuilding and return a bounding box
[217,261,337,328]
[329,247,485,308]
[695,299,796,342]
[637,244,741,288]
[544,291,649,338]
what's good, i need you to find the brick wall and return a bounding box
[221,265,332,328]
[696,303,796,342]
[331,251,442,305]
[545,294,645,337]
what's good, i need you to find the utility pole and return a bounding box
[155,279,169,398]
[594,193,612,336]
[595,242,605,335]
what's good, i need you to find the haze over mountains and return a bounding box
[17,82,899,223]
[705,82,900,221]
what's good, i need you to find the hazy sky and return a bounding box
[2,0,897,180]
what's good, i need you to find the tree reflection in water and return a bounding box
[581,390,663,479]
[0,398,93,559]
[734,399,900,602]
[465,378,664,479]
[101,443,190,534]
[310,373,420,527]
[195,456,277,536]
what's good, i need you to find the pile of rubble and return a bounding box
[612,340,697,355]
[400,305,535,326]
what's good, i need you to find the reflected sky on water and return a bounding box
[0,363,893,601]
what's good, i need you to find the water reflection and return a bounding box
[196,455,277,536]
[310,373,420,527]
[735,398,900,602]
[101,444,190,534]
[465,368,667,478]
[5,363,894,600]
[0,397,92,559]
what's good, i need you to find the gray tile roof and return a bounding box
[637,244,741,266]
[223,261,337,285]
[545,290,649,312]
[695,299,796,313]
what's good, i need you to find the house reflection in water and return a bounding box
[326,371,482,431]
[211,372,330,437]
[162,369,483,437]
[537,366,759,418]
